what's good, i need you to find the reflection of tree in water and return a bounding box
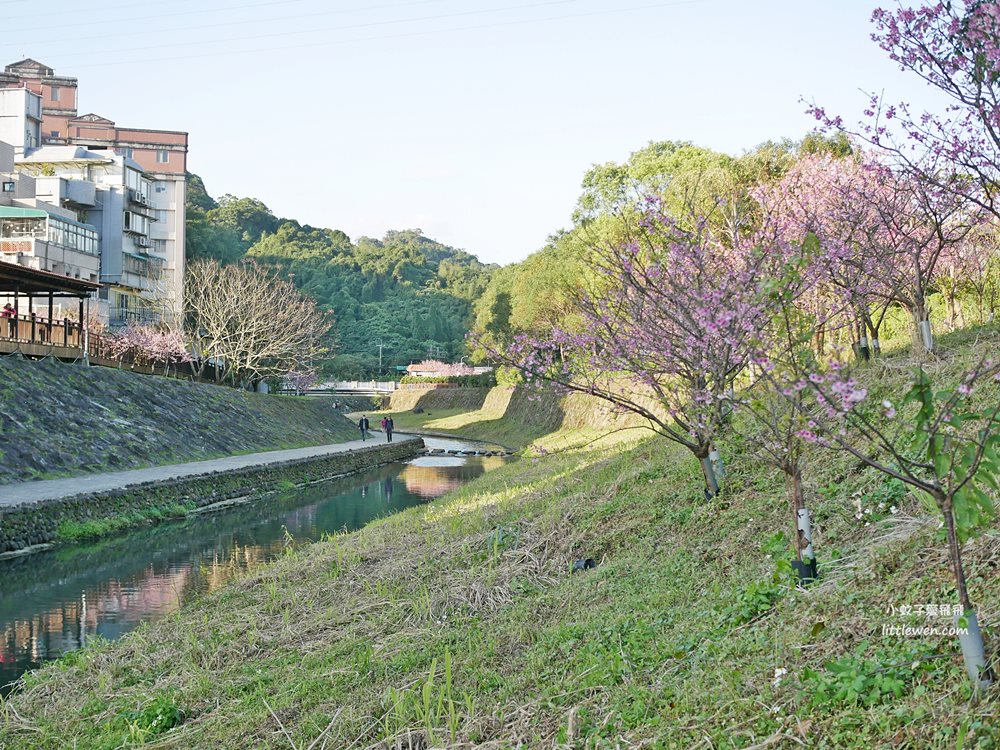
[0,453,509,691]
[399,461,491,499]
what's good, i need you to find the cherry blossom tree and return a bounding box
[756,154,895,358]
[775,356,1000,688]
[285,369,319,395]
[862,164,974,353]
[480,200,809,498]
[951,222,1000,324]
[739,314,822,579]
[761,152,974,355]
[106,325,192,375]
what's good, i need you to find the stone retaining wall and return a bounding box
[0,439,424,553]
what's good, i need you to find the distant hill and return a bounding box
[185,174,496,377]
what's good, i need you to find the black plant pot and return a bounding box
[791,558,818,584]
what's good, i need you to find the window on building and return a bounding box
[50,86,60,102]
[117,146,133,159]
[47,217,98,255]
[1,182,13,193]
[156,150,169,164]
[155,184,167,193]
[50,130,59,138]
[123,211,149,236]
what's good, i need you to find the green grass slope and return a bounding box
[387,384,646,451]
[1,329,999,748]
[0,357,357,485]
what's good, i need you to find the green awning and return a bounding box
[0,206,97,232]
[0,206,48,219]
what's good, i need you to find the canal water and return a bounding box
[0,436,509,692]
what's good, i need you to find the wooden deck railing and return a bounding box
[0,314,224,384]
[0,312,85,349]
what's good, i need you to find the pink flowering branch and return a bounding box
[478,199,816,497]
[808,2,1000,225]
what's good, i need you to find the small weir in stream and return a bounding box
[0,436,510,692]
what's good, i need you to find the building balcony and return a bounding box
[126,187,151,208]
[34,177,96,209]
[122,252,163,275]
[111,252,164,294]
[108,306,161,328]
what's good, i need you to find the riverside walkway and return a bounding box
[0,435,417,508]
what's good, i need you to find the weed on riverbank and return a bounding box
[1,330,999,748]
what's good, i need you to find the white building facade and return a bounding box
[17,146,169,325]
[1,60,187,328]
[1,139,101,317]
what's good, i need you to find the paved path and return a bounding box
[0,435,418,508]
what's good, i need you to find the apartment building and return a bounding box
[1,140,101,312]
[0,59,77,143]
[17,146,173,324]
[1,59,188,325]
[0,87,41,153]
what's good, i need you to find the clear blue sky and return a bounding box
[1,0,947,265]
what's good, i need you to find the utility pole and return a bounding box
[376,339,384,376]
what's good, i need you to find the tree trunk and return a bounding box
[699,454,720,499]
[709,447,726,482]
[865,315,882,357]
[942,500,993,689]
[909,300,934,354]
[813,322,825,358]
[790,469,814,562]
[944,292,959,331]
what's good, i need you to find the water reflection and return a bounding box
[0,439,507,692]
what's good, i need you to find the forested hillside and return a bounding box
[185,175,496,377]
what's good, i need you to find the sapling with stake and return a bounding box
[478,199,805,498]
[740,244,849,581]
[781,358,1000,688]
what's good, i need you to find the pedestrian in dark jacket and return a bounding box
[386,416,394,443]
[358,415,370,441]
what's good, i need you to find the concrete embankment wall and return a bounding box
[0,440,423,553]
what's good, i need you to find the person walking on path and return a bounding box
[358,414,370,441]
[380,416,388,436]
[386,416,394,443]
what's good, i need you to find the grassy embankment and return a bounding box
[2,328,1000,748]
[383,384,648,452]
[0,356,357,486]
